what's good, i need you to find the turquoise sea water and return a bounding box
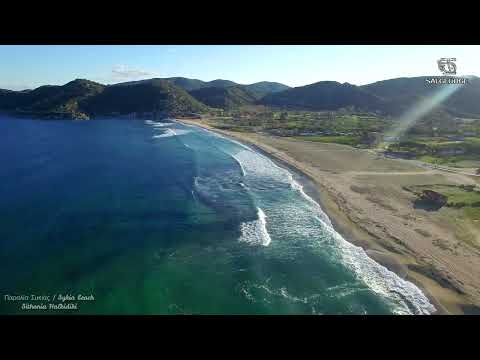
[0,116,435,314]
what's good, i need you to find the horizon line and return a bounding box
[2,74,478,92]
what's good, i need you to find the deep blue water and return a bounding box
[0,116,435,314]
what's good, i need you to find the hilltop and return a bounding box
[84,79,208,117]
[0,78,207,119]
[189,86,258,109]
[259,81,384,112]
[113,78,290,98]
[260,76,480,117]
[1,75,479,119]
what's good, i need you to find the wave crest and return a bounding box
[153,129,191,138]
[239,208,271,246]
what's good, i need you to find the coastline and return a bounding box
[177,118,480,315]
[249,143,446,314]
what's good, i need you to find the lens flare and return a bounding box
[380,79,469,146]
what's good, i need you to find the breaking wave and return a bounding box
[145,120,173,126]
[239,207,271,246]
[231,154,246,176]
[336,233,435,314]
[220,135,435,314]
[152,129,191,138]
[150,123,172,127]
[177,121,436,314]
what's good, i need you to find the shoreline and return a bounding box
[176,118,467,315]
[249,141,447,314]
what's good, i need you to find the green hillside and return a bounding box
[243,81,290,99]
[206,79,238,88]
[0,79,104,119]
[1,75,479,119]
[0,79,208,119]
[189,86,257,109]
[84,79,208,116]
[164,77,208,91]
[259,76,480,117]
[361,76,480,117]
[260,81,385,112]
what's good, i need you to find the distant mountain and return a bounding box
[112,78,238,92]
[0,88,22,108]
[259,76,480,117]
[360,77,434,99]
[443,76,480,117]
[260,81,384,112]
[361,76,480,117]
[2,75,479,119]
[189,85,257,109]
[111,78,290,99]
[108,78,284,110]
[0,79,104,118]
[84,79,208,116]
[243,81,290,99]
[206,79,238,88]
[0,79,207,119]
[163,77,208,91]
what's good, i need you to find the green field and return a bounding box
[387,137,480,168]
[206,110,480,169]
[409,184,480,208]
[464,207,480,221]
[294,135,361,146]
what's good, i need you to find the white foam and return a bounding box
[291,178,333,228]
[152,129,191,138]
[180,121,254,152]
[335,233,436,314]
[243,282,310,305]
[239,208,272,246]
[145,119,175,127]
[231,153,246,176]
[195,125,436,314]
[153,129,176,138]
[230,138,435,314]
[232,149,290,184]
[150,123,172,127]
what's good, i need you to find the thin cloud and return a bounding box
[112,65,157,79]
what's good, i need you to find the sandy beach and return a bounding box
[178,118,480,315]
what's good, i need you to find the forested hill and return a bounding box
[1,76,479,119]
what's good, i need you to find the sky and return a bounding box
[0,45,478,91]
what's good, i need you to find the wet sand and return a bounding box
[178,118,480,315]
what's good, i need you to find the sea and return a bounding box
[0,115,436,314]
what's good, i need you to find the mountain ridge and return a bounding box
[1,75,479,119]
[189,85,258,109]
[260,76,480,117]
[0,78,208,119]
[110,77,290,96]
[259,80,385,112]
